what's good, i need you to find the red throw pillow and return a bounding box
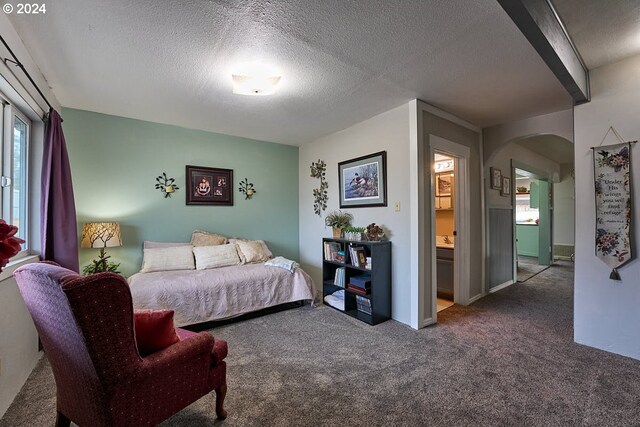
[134,309,180,355]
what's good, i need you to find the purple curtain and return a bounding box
[41,109,79,272]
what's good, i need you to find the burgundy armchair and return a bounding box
[14,262,228,427]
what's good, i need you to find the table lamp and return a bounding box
[80,222,122,274]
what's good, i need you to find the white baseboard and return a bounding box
[489,280,514,293]
[467,293,485,304]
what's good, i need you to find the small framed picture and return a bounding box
[490,167,502,189]
[436,174,453,196]
[186,165,233,206]
[501,176,511,197]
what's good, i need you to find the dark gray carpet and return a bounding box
[517,255,550,282]
[3,261,640,426]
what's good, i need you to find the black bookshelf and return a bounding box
[322,238,391,325]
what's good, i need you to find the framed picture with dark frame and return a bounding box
[338,151,387,208]
[501,176,511,197]
[490,167,502,189]
[186,165,233,206]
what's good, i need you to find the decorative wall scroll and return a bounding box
[593,142,633,280]
[310,159,328,216]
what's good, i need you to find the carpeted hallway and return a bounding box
[3,261,640,426]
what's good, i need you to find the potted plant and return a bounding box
[325,210,353,238]
[343,226,366,241]
[365,223,385,241]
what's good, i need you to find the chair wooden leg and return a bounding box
[215,385,228,419]
[55,411,71,427]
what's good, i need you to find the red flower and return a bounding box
[0,219,25,270]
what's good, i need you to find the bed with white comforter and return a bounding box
[128,263,317,327]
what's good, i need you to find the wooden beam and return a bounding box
[497,0,590,104]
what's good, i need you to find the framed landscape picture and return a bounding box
[490,167,502,189]
[186,165,233,206]
[436,174,453,196]
[338,151,387,208]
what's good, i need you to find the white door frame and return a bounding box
[430,135,472,316]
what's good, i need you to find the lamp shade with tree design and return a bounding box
[80,222,122,274]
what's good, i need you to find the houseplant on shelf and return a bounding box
[343,226,366,241]
[324,210,353,238]
[365,223,385,241]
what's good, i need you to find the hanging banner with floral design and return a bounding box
[593,143,632,280]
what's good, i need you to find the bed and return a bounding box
[128,262,317,327]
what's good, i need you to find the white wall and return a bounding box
[0,277,40,416]
[574,54,640,360]
[299,103,412,326]
[553,164,575,247]
[485,143,561,208]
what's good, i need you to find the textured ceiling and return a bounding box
[553,0,640,70]
[515,134,574,164]
[8,0,572,145]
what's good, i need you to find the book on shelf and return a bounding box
[350,274,371,289]
[355,295,371,306]
[333,267,346,287]
[346,284,368,295]
[324,242,343,262]
[348,246,367,268]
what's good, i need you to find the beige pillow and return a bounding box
[190,230,228,246]
[231,239,273,264]
[193,244,241,270]
[141,246,195,273]
[143,241,190,249]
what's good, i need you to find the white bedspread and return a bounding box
[128,263,317,327]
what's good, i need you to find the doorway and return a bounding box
[434,152,455,312]
[514,167,552,282]
[429,135,471,317]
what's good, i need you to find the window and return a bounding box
[1,99,30,258]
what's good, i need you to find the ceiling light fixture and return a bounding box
[232,74,282,96]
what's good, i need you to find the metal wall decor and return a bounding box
[310,159,328,216]
[155,172,179,198]
[238,178,257,199]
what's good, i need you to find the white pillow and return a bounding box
[141,246,195,273]
[230,239,273,264]
[193,244,242,270]
[143,241,190,249]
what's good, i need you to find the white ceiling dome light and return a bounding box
[232,74,282,96]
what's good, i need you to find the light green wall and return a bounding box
[62,108,299,277]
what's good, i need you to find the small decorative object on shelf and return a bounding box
[516,186,529,194]
[0,220,24,272]
[365,223,385,241]
[238,178,257,199]
[310,159,328,216]
[343,226,365,241]
[155,172,179,198]
[324,210,353,238]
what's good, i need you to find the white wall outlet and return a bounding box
[394,201,401,212]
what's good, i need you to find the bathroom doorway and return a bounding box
[434,152,456,312]
[429,135,471,317]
